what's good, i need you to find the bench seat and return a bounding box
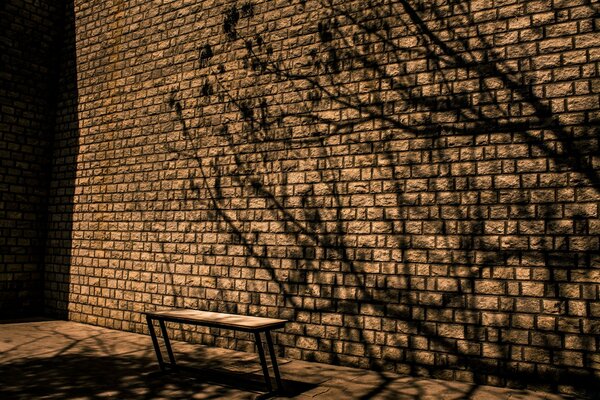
[145,309,287,332]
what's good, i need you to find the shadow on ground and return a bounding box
[0,320,577,400]
[0,352,316,400]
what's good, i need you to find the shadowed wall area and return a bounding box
[38,0,599,396]
[43,0,80,320]
[0,0,67,317]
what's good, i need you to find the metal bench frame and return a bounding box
[144,309,287,393]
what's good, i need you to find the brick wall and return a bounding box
[44,0,599,395]
[0,0,63,317]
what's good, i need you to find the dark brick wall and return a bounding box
[43,0,79,320]
[0,0,63,317]
[43,0,599,395]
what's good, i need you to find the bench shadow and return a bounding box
[166,364,318,399]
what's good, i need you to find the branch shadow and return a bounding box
[157,0,599,398]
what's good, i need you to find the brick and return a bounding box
[297,336,318,350]
[575,33,600,48]
[568,95,600,111]
[521,282,545,297]
[475,280,506,295]
[482,313,510,327]
[523,347,551,363]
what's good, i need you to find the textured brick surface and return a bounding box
[0,0,63,317]
[41,0,599,395]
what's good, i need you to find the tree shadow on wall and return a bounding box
[160,0,599,398]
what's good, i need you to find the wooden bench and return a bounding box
[144,309,287,393]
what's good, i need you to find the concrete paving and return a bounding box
[0,319,574,399]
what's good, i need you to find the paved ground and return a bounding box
[0,319,576,399]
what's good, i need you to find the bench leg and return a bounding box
[159,319,177,367]
[146,315,166,371]
[254,332,273,392]
[265,330,283,392]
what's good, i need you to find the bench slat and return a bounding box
[145,309,287,332]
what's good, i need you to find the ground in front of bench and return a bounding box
[0,319,573,400]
